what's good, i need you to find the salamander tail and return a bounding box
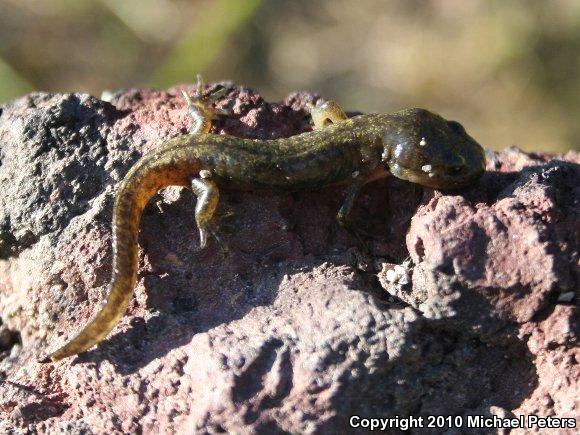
[42,175,143,362]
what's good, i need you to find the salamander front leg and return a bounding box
[337,181,362,232]
[191,171,228,254]
[309,100,348,130]
[337,182,381,243]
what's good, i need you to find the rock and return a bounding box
[0,84,577,433]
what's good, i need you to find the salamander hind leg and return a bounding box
[309,100,348,130]
[191,171,228,254]
[181,74,232,135]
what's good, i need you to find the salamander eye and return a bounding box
[447,121,465,134]
[446,165,464,176]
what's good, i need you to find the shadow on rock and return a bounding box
[319,291,537,433]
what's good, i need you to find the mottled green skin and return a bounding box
[44,107,485,362]
[148,108,485,191]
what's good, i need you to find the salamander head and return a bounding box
[380,108,485,189]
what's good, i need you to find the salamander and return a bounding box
[42,78,485,362]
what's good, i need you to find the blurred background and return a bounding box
[0,0,578,152]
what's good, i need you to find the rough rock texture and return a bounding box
[0,84,577,434]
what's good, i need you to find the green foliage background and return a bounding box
[1,0,578,152]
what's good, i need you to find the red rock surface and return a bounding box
[0,84,577,433]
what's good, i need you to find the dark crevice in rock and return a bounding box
[0,322,21,358]
[10,400,68,426]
